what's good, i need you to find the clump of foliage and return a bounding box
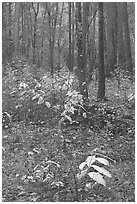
[17,145,112,201]
[2,58,79,127]
[77,151,112,187]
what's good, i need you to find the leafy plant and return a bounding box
[77,152,112,187]
[22,159,61,184]
[60,90,84,125]
[2,58,79,126]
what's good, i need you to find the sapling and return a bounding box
[77,149,112,189]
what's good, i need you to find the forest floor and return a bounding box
[2,80,135,202]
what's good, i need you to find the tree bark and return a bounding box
[71,2,75,71]
[57,2,64,70]
[105,3,117,75]
[97,3,105,100]
[46,3,58,76]
[123,2,133,74]
[14,2,20,58]
[117,3,126,67]
[82,3,89,78]
[76,2,88,101]
[31,2,39,65]
[68,2,72,71]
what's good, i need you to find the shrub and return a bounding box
[2,59,79,126]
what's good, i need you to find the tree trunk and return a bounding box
[82,2,89,78]
[87,3,97,83]
[32,3,39,65]
[41,10,46,64]
[123,2,133,74]
[57,3,64,70]
[46,3,58,76]
[2,3,7,62]
[76,2,88,101]
[71,2,75,71]
[97,3,105,100]
[117,3,126,67]
[105,3,117,75]
[68,2,72,71]
[14,2,20,58]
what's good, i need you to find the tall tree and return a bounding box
[75,2,88,101]
[14,2,21,58]
[117,3,126,68]
[68,2,75,71]
[57,2,64,70]
[71,2,75,71]
[2,3,7,61]
[123,2,133,74]
[87,3,97,83]
[68,2,72,71]
[40,7,47,65]
[82,2,89,77]
[31,2,39,65]
[46,3,58,75]
[105,3,117,75]
[97,3,105,100]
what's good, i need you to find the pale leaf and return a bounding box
[46,160,60,168]
[19,91,26,96]
[17,191,28,197]
[86,155,96,167]
[91,165,112,178]
[96,157,109,166]
[78,169,88,179]
[65,114,72,122]
[45,101,51,108]
[79,162,87,170]
[88,172,106,186]
[32,93,40,101]
[38,96,44,104]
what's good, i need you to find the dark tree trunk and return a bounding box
[57,3,64,70]
[68,2,72,71]
[14,2,20,58]
[97,3,105,100]
[105,3,117,75]
[32,3,39,65]
[71,2,75,71]
[123,2,133,74]
[76,2,88,101]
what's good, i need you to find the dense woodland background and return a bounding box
[2,2,135,202]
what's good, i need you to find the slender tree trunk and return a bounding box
[71,2,75,71]
[51,3,58,75]
[14,2,20,58]
[57,2,64,70]
[32,3,39,65]
[41,10,46,65]
[97,3,105,100]
[117,3,126,67]
[105,3,117,75]
[87,4,97,83]
[123,2,133,74]
[46,3,58,76]
[68,2,72,71]
[26,3,31,60]
[8,3,13,60]
[2,3,7,62]
[82,3,89,78]
[76,2,88,101]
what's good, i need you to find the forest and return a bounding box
[2,2,135,202]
